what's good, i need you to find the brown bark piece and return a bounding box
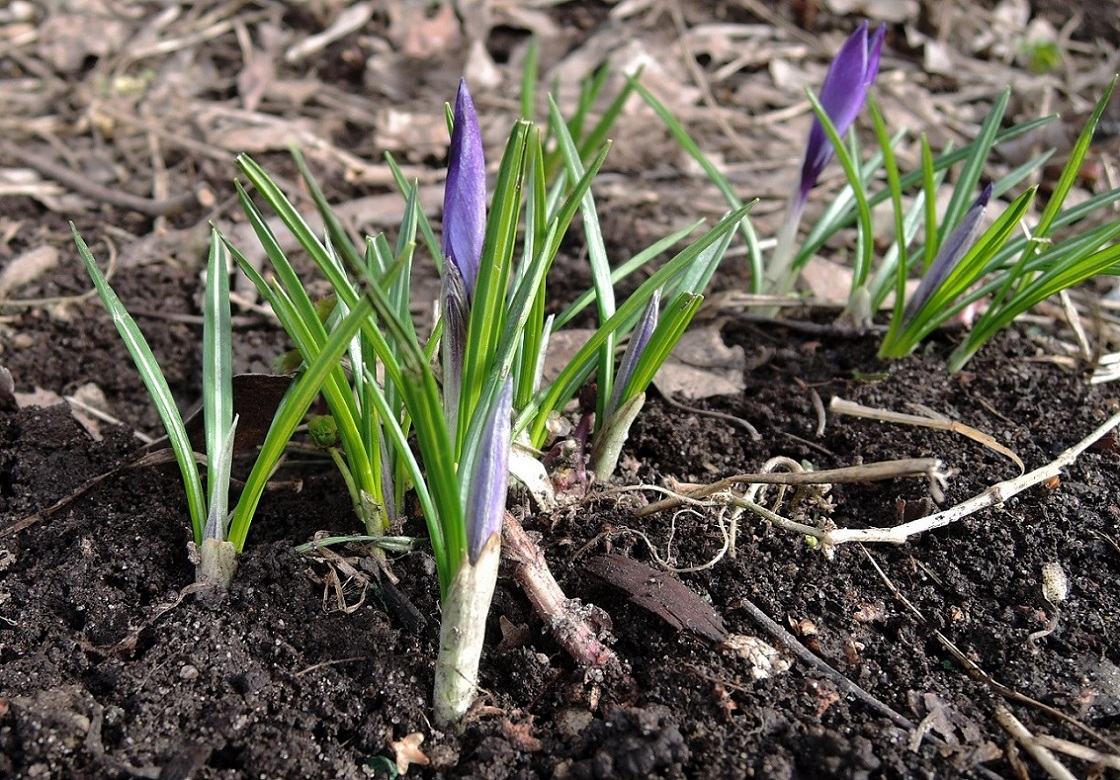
[584,554,728,643]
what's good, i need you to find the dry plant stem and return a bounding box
[734,596,1007,780]
[995,706,1078,780]
[821,411,1120,549]
[716,598,1004,780]
[0,140,202,217]
[830,396,1025,473]
[1030,735,1120,770]
[732,596,912,731]
[501,512,617,669]
[860,546,1120,756]
[636,457,945,517]
[1058,289,1092,361]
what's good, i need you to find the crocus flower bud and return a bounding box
[465,380,513,564]
[443,79,486,297]
[607,289,660,420]
[441,258,469,437]
[797,22,886,205]
[904,183,993,325]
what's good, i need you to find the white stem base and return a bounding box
[433,534,500,729]
[196,538,238,591]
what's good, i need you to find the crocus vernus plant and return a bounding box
[763,21,885,302]
[75,225,369,591]
[875,76,1120,366]
[899,183,993,331]
[640,20,1120,367]
[224,73,746,726]
[75,227,238,588]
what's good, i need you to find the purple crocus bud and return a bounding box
[904,183,993,325]
[607,290,660,419]
[465,380,512,564]
[797,22,886,204]
[443,79,486,297]
[441,258,469,435]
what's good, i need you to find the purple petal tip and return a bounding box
[443,79,486,296]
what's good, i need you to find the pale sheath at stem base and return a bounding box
[433,534,501,729]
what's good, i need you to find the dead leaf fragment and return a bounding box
[823,0,918,23]
[284,2,373,64]
[388,2,461,58]
[584,554,728,642]
[652,326,745,401]
[389,732,430,775]
[501,716,543,752]
[37,5,131,73]
[66,382,114,441]
[14,387,64,410]
[0,245,59,297]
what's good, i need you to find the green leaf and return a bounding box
[292,146,362,269]
[522,205,751,446]
[460,119,531,453]
[228,296,376,551]
[938,89,1008,244]
[632,78,763,290]
[805,87,874,292]
[73,225,207,544]
[548,94,616,428]
[202,229,234,539]
[619,291,703,403]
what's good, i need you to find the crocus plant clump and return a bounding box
[639,21,1120,365]
[431,81,511,726]
[170,71,740,729]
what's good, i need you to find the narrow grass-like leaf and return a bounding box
[867,97,907,328]
[516,132,549,409]
[520,37,539,121]
[292,147,362,269]
[878,187,1036,357]
[674,218,739,298]
[938,89,1008,244]
[227,296,375,551]
[796,115,1057,266]
[233,221,377,528]
[236,155,359,306]
[1035,76,1117,242]
[920,135,939,272]
[522,205,751,446]
[74,225,207,543]
[202,229,234,539]
[460,120,530,452]
[352,255,464,594]
[575,74,637,168]
[951,239,1120,371]
[619,291,703,403]
[554,219,707,329]
[386,151,442,269]
[632,78,763,290]
[548,94,616,426]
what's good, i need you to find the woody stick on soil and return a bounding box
[501,511,620,673]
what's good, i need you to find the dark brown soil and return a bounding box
[3,1,1120,778]
[3,266,1119,778]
